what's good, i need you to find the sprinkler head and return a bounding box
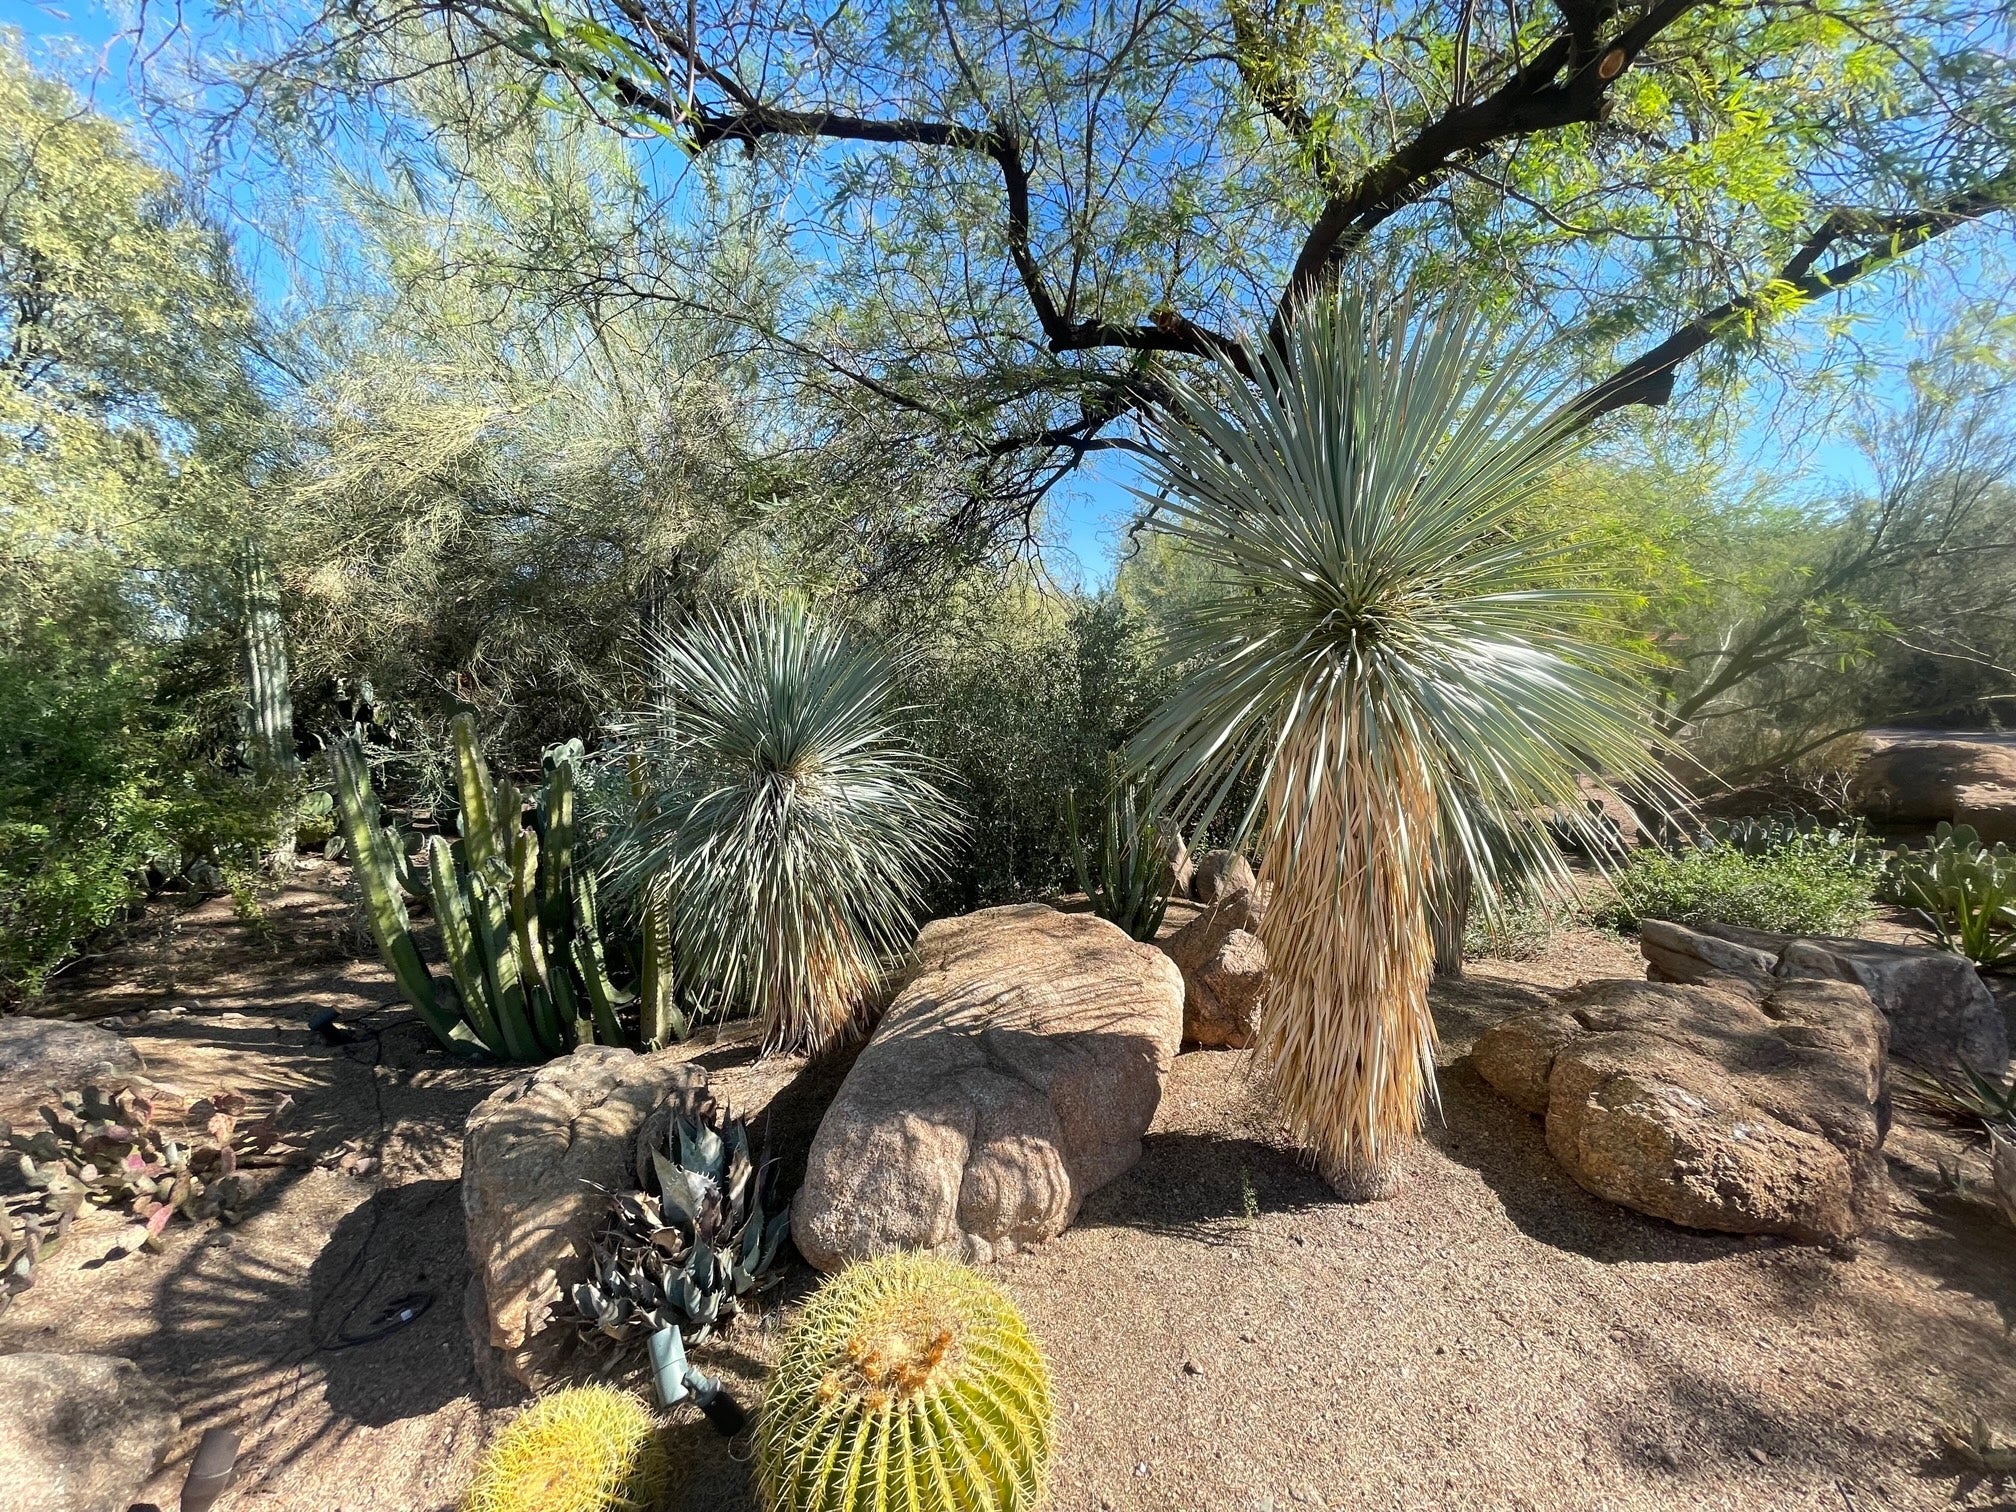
[647,1324,748,1438]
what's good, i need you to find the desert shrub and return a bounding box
[1065,765,1174,941]
[897,583,1170,910]
[1597,833,1880,936]
[1463,890,1582,961]
[0,613,283,998]
[608,600,957,1054]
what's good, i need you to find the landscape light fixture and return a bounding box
[647,1323,747,1437]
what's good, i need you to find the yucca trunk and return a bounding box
[762,905,877,1055]
[1255,704,1440,1198]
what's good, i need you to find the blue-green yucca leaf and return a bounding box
[604,599,960,1054]
[1124,281,1678,1191]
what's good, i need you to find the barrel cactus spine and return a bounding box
[461,1385,670,1512]
[756,1250,1055,1512]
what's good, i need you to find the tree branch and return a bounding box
[1270,0,1707,339]
[1570,172,2016,419]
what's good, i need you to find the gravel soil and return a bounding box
[4,874,2013,1512]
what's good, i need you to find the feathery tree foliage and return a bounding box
[1,36,282,995]
[607,600,958,1054]
[1131,284,1672,1195]
[178,0,2016,525]
[261,97,980,763]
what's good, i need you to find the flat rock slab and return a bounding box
[1851,737,2016,833]
[1474,973,1889,1243]
[1640,917,2007,1075]
[793,903,1184,1270]
[462,1046,706,1390]
[0,1019,143,1124]
[0,1352,178,1512]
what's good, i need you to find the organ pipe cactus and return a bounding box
[331,739,466,1051]
[756,1251,1055,1512]
[331,716,676,1060]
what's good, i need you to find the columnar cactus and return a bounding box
[461,1386,670,1512]
[330,716,674,1059]
[756,1251,1055,1512]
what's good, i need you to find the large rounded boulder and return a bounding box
[792,904,1184,1269]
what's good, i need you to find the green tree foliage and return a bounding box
[1627,360,2016,779]
[262,99,978,763]
[0,37,279,994]
[190,0,2016,521]
[889,576,1171,909]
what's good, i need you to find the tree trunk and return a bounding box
[1430,848,1472,978]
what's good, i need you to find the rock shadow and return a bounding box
[308,1177,481,1426]
[1074,1128,1331,1241]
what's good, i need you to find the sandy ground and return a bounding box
[5,872,2014,1512]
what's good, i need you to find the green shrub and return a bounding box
[896,584,1170,911]
[1597,833,1880,936]
[0,617,281,998]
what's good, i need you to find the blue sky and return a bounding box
[8,0,2004,590]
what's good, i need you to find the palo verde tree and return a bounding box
[1,35,282,991]
[180,0,2016,530]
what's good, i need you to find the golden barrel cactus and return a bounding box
[462,1385,671,1512]
[756,1251,1054,1512]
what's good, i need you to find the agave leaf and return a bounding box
[677,1117,724,1182]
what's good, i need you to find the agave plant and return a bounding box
[1065,762,1175,942]
[1129,283,1672,1197]
[606,600,958,1054]
[572,1100,790,1348]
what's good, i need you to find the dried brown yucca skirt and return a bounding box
[1254,717,1439,1198]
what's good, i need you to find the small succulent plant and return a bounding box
[572,1098,790,1349]
[2,1081,301,1314]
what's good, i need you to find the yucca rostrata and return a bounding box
[605,601,957,1056]
[1131,282,1670,1197]
[461,1385,670,1512]
[755,1251,1054,1512]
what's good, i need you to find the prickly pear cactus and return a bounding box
[756,1251,1054,1512]
[461,1386,670,1512]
